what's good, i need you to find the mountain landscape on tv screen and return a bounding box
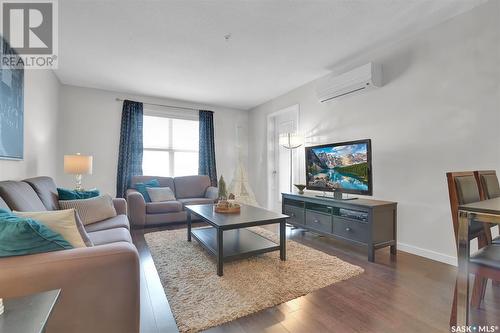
[307,143,369,192]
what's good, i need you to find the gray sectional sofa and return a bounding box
[0,176,139,333]
[126,175,218,227]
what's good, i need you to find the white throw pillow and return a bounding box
[15,209,89,248]
[59,194,117,225]
[147,187,176,202]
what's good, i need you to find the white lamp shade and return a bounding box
[64,154,93,175]
[279,132,303,149]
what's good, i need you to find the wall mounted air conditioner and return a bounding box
[316,62,382,103]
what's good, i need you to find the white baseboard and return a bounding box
[397,242,457,266]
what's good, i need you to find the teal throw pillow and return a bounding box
[0,209,73,257]
[134,179,160,202]
[57,188,100,200]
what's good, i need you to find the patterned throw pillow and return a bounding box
[57,188,100,200]
[15,209,92,247]
[59,194,117,225]
[134,179,160,202]
[0,209,73,257]
[146,187,176,202]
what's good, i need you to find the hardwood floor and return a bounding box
[133,227,178,333]
[132,224,499,333]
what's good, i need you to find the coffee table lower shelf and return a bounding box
[191,227,280,262]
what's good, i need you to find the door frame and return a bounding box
[266,104,300,211]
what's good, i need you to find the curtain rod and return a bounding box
[115,98,204,112]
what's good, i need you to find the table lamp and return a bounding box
[64,154,93,191]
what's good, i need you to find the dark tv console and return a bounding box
[282,193,397,262]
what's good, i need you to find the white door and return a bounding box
[267,105,299,212]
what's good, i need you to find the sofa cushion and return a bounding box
[112,197,128,216]
[84,214,130,233]
[134,179,160,202]
[0,181,47,212]
[147,187,176,202]
[59,194,117,225]
[174,175,211,199]
[24,177,60,210]
[146,201,183,214]
[0,209,73,257]
[87,228,132,246]
[131,176,175,193]
[15,209,89,248]
[178,198,215,206]
[57,187,100,200]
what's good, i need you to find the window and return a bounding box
[142,115,199,177]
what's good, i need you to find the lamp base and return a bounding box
[75,174,83,191]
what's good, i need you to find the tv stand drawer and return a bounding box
[333,217,368,243]
[305,211,332,234]
[283,205,305,225]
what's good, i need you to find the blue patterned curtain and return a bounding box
[116,100,143,198]
[199,110,217,187]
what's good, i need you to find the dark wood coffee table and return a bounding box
[186,204,288,276]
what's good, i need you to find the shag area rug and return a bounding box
[145,227,363,333]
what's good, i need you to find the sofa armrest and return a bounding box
[112,197,127,215]
[126,190,146,227]
[0,243,140,333]
[205,186,219,200]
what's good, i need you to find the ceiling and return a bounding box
[55,0,486,110]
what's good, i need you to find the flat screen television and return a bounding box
[305,139,372,195]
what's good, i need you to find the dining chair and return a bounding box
[446,171,495,325]
[475,170,500,246]
[466,243,500,308]
[476,170,500,200]
[446,172,491,245]
[475,170,500,292]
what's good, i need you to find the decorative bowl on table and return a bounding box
[294,184,306,194]
[214,200,241,214]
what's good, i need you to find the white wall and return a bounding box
[248,1,500,265]
[0,70,60,180]
[57,85,249,195]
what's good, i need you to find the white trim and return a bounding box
[397,242,457,266]
[266,104,300,211]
